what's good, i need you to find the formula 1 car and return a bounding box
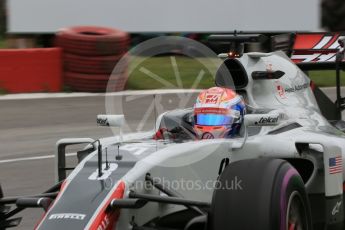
[1,33,345,230]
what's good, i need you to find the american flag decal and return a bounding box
[329,156,342,174]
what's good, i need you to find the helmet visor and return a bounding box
[195,114,234,126]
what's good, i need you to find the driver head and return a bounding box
[193,87,245,139]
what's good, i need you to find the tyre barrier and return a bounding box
[56,38,129,57]
[56,26,130,56]
[56,26,130,92]
[65,72,128,92]
[63,53,127,75]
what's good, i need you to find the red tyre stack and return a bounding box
[56,26,130,92]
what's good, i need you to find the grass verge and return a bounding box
[0,38,5,48]
[308,70,345,87]
[127,56,216,90]
[126,56,344,89]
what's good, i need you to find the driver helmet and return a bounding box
[193,87,245,139]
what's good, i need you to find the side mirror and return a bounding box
[244,113,281,127]
[97,114,125,127]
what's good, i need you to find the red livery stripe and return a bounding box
[323,34,340,49]
[89,181,125,230]
[293,34,324,50]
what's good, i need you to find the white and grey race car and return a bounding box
[1,33,345,230]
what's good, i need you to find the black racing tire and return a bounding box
[63,53,128,74]
[209,158,312,230]
[55,26,130,56]
[322,0,345,31]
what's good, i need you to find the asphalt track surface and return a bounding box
[0,88,344,229]
[0,91,197,229]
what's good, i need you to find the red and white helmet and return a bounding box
[194,87,246,139]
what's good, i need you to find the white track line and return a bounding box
[0,153,76,164]
[0,89,203,100]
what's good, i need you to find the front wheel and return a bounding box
[209,158,312,230]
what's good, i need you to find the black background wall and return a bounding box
[0,0,6,38]
[322,0,345,31]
